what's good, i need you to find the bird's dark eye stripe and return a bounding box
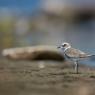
[62,44,66,47]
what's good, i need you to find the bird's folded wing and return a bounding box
[65,48,89,58]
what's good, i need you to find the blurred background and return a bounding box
[0,0,95,65]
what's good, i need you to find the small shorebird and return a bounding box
[57,42,94,74]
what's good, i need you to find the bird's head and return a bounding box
[57,42,71,50]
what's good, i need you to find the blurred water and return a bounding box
[0,0,95,66]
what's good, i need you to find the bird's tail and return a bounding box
[79,54,95,58]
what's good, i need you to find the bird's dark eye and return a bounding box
[62,44,67,47]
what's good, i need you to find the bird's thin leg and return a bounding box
[74,60,78,74]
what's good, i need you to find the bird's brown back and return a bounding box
[65,48,90,58]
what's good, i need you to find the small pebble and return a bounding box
[38,62,45,69]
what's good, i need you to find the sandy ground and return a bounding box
[0,59,95,95]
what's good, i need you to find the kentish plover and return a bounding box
[57,42,94,74]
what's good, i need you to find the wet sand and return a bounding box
[0,59,95,95]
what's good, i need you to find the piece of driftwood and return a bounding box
[2,46,64,61]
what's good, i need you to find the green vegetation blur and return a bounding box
[0,11,32,49]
